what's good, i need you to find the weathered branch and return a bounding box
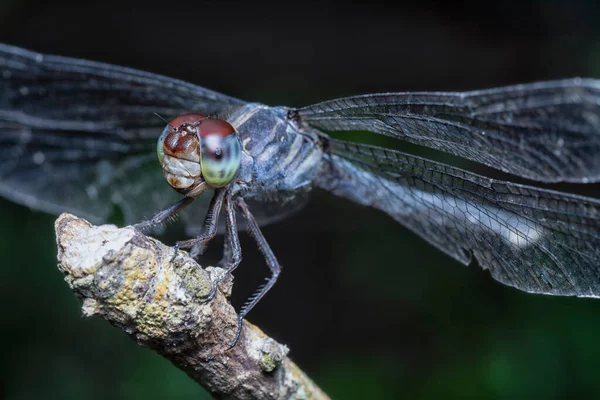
[55,213,329,400]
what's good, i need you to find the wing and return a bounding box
[0,42,246,226]
[297,79,600,183]
[316,139,600,297]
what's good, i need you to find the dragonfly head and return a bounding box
[157,113,241,195]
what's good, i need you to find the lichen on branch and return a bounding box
[55,213,329,400]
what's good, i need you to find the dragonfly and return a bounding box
[1,43,599,347]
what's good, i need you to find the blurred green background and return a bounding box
[1,1,600,399]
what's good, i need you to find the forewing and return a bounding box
[316,139,600,297]
[0,43,245,225]
[298,79,600,183]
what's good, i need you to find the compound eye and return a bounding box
[198,119,241,187]
[157,125,170,164]
[168,113,206,130]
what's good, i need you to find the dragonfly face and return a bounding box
[158,113,205,193]
[158,112,243,195]
[1,42,599,347]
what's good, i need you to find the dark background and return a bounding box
[1,1,600,399]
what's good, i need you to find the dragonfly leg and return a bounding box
[189,243,205,259]
[216,231,233,267]
[171,188,225,261]
[204,192,242,302]
[228,197,281,349]
[215,194,239,267]
[134,196,195,231]
[189,197,232,259]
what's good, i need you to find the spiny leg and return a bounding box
[189,205,232,260]
[230,197,281,349]
[222,193,242,267]
[189,207,232,259]
[134,182,209,231]
[134,196,195,231]
[217,230,233,267]
[213,194,240,267]
[204,192,242,302]
[189,243,203,259]
[172,188,226,260]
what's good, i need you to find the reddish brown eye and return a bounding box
[168,113,206,131]
[197,118,235,139]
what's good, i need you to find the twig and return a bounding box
[54,213,329,400]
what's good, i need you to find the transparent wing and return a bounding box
[298,79,600,183]
[0,43,246,225]
[316,139,600,297]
